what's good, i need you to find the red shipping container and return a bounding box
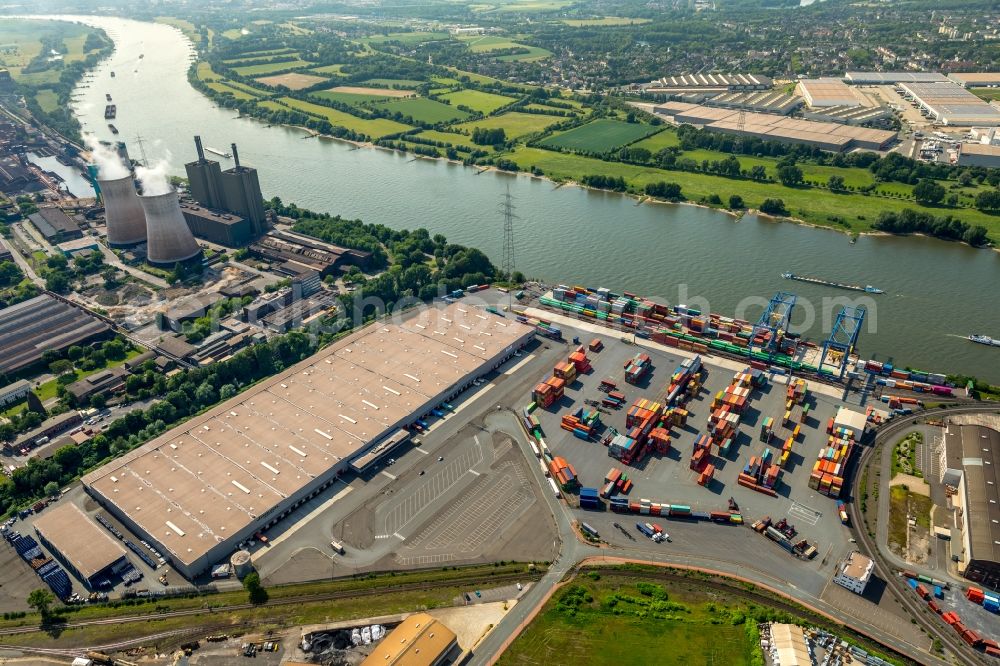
[966,587,985,603]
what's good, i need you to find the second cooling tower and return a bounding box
[98,174,147,246]
[138,190,202,266]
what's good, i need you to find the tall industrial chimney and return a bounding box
[194,135,207,162]
[231,143,241,170]
[138,190,202,266]
[98,173,147,246]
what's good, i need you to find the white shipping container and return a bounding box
[529,441,540,458]
[548,478,561,498]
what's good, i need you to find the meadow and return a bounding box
[540,118,660,152]
[455,111,562,138]
[438,89,517,114]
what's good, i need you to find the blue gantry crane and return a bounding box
[749,292,797,360]
[819,305,866,380]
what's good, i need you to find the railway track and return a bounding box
[0,570,543,639]
[849,405,994,665]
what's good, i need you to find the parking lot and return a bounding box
[526,326,862,596]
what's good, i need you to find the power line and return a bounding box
[500,184,517,310]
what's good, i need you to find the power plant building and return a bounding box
[184,137,266,241]
[81,303,533,579]
[180,203,253,247]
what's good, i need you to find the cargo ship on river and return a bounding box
[969,335,1000,348]
[205,146,231,158]
[104,104,116,120]
[781,273,883,294]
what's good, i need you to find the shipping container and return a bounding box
[548,478,561,498]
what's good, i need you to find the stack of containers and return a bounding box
[779,435,794,468]
[760,417,774,443]
[809,422,856,497]
[568,347,592,373]
[602,392,625,409]
[661,355,703,406]
[624,352,652,385]
[609,434,639,464]
[602,468,622,499]
[738,449,780,497]
[554,360,577,382]
[691,434,712,471]
[579,488,600,509]
[532,375,565,408]
[589,338,603,352]
[787,378,808,405]
[648,427,671,454]
[548,456,579,490]
[698,463,715,486]
[561,407,600,439]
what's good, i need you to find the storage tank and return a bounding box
[230,549,252,578]
[98,173,146,246]
[138,189,202,266]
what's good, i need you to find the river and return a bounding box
[28,15,1000,381]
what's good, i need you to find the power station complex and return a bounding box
[81,304,533,579]
[94,136,266,264]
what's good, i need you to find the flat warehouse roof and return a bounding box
[0,294,110,374]
[948,73,1000,87]
[33,503,128,580]
[947,425,1000,564]
[82,303,531,568]
[845,72,949,84]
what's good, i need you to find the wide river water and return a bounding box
[35,15,1000,381]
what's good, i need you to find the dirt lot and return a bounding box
[327,85,415,97]
[0,540,41,612]
[255,72,329,89]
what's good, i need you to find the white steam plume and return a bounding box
[84,134,130,180]
[135,157,174,197]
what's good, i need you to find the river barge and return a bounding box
[782,272,883,294]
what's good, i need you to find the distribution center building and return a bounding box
[942,423,1000,590]
[898,81,1000,126]
[797,78,863,108]
[82,303,533,579]
[33,503,131,589]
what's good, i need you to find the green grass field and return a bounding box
[631,128,680,151]
[498,575,757,666]
[561,17,653,26]
[372,97,471,123]
[459,35,553,62]
[415,130,482,149]
[205,81,260,100]
[273,97,412,138]
[222,51,300,65]
[0,19,99,83]
[310,63,347,76]
[541,119,659,153]
[523,103,580,115]
[365,32,450,46]
[311,90,394,108]
[34,89,59,113]
[970,87,1000,102]
[362,78,426,88]
[439,89,517,114]
[219,79,270,97]
[231,58,313,76]
[507,146,1000,237]
[195,61,221,82]
[454,111,562,138]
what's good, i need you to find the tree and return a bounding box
[728,195,744,209]
[89,394,106,410]
[827,175,845,191]
[43,481,59,497]
[748,165,767,181]
[48,359,73,375]
[974,190,1000,212]
[243,571,268,604]
[219,384,237,400]
[777,165,804,187]
[759,198,787,216]
[912,180,945,205]
[27,589,54,619]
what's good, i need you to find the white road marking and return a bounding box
[503,353,535,375]
[381,471,397,480]
[393,532,405,541]
[415,447,429,455]
[474,434,481,446]
[469,469,481,476]
[250,484,353,559]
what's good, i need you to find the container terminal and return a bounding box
[781,272,884,294]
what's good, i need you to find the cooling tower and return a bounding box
[138,190,202,266]
[98,173,147,246]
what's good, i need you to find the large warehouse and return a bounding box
[645,73,772,94]
[948,73,1000,88]
[0,294,111,375]
[797,78,863,108]
[844,71,949,85]
[654,102,897,151]
[942,423,1000,590]
[34,503,131,589]
[899,81,1000,126]
[82,303,533,579]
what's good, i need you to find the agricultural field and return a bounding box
[414,130,482,149]
[507,146,1000,236]
[561,17,653,26]
[310,63,347,76]
[498,574,760,666]
[332,85,414,97]
[540,119,660,153]
[459,35,552,62]
[454,111,562,138]
[312,90,394,109]
[275,97,412,138]
[631,128,680,152]
[231,58,313,76]
[205,81,260,100]
[373,97,471,124]
[362,78,426,89]
[364,32,450,46]
[524,103,581,115]
[195,61,221,82]
[0,19,102,83]
[222,47,295,63]
[438,89,518,114]
[254,72,328,90]
[971,88,1000,102]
